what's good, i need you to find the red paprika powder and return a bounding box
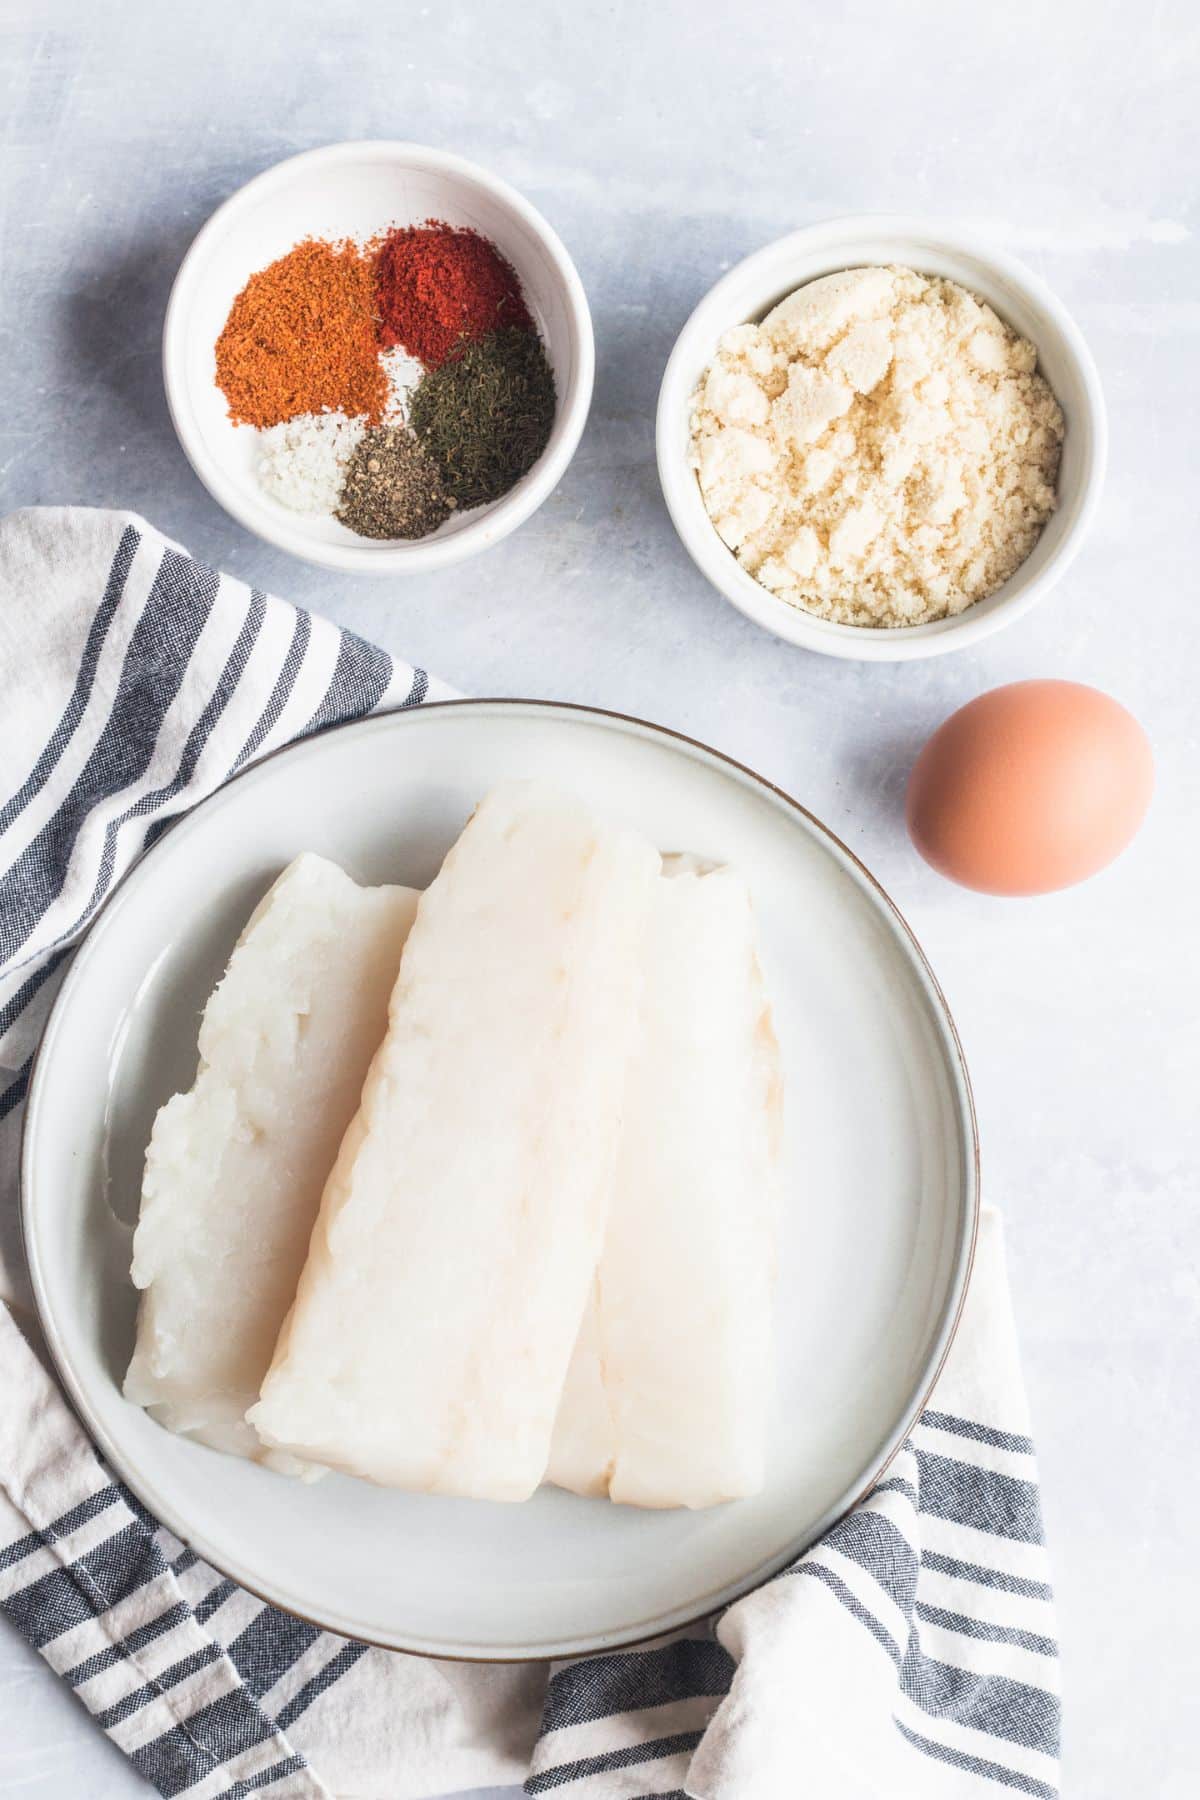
[374,222,534,367]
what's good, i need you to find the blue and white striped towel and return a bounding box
[0,507,1060,1799]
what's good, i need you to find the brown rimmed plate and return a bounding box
[22,700,977,1660]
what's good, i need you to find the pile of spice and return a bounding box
[337,427,455,540]
[409,328,557,509]
[375,222,533,365]
[214,223,556,543]
[216,239,387,428]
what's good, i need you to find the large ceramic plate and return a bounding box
[22,700,977,1660]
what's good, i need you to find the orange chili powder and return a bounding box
[215,238,387,428]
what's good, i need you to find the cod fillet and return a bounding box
[249,782,661,1501]
[125,854,419,1466]
[548,858,782,1508]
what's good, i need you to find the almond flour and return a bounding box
[689,266,1064,628]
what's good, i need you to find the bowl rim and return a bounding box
[656,212,1108,662]
[162,139,595,575]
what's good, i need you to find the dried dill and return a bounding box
[336,427,455,540]
[408,328,556,509]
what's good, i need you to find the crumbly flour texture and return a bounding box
[689,266,1064,626]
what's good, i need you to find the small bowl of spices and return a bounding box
[164,141,593,572]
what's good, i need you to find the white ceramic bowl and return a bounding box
[22,700,977,1658]
[163,142,594,574]
[657,215,1107,661]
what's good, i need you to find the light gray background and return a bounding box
[2,2,1196,1796]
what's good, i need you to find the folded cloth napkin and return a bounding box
[0,508,1061,1800]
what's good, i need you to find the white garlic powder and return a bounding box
[257,411,364,515]
[689,266,1064,627]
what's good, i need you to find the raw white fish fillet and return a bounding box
[249,782,661,1501]
[125,854,419,1468]
[548,858,782,1508]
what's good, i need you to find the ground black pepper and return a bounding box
[335,427,455,540]
[408,328,556,509]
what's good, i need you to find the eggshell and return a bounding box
[906,680,1153,896]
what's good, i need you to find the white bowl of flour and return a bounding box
[657,217,1106,661]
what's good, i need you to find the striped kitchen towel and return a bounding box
[0,507,1060,1799]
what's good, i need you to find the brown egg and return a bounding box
[906,680,1153,896]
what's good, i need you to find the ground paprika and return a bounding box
[374,222,534,367]
[215,238,387,429]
